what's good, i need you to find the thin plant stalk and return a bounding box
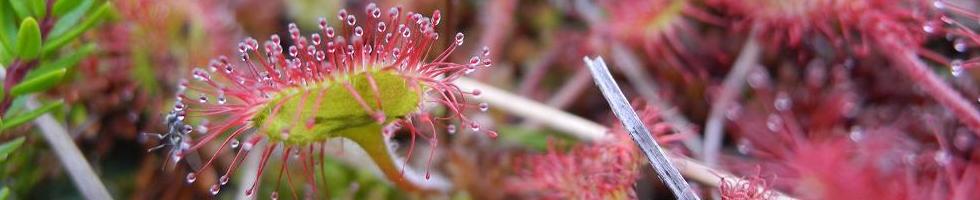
[702,35,761,167]
[28,98,113,200]
[457,79,607,141]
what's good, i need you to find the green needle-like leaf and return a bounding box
[15,17,41,60]
[0,100,62,131]
[52,0,83,16]
[42,2,110,55]
[26,43,95,80]
[10,67,66,96]
[7,0,31,19]
[0,137,25,160]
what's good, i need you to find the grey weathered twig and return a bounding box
[584,57,700,200]
[609,42,703,155]
[28,99,113,200]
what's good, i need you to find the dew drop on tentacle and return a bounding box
[479,103,489,112]
[316,51,326,61]
[217,94,227,105]
[469,56,480,66]
[470,121,481,131]
[311,33,321,45]
[432,10,441,25]
[325,27,336,38]
[230,138,240,149]
[774,92,791,111]
[455,33,464,45]
[951,59,964,77]
[337,9,348,21]
[271,34,281,45]
[482,46,490,57]
[371,8,382,19]
[318,17,328,30]
[486,130,499,138]
[471,89,482,99]
[953,38,967,53]
[174,102,186,111]
[933,1,945,9]
[219,175,230,185]
[766,114,782,132]
[377,22,386,32]
[181,125,194,134]
[447,124,456,134]
[482,58,492,67]
[289,46,299,57]
[210,184,220,195]
[355,26,364,37]
[186,172,197,183]
[347,15,357,26]
[271,192,280,200]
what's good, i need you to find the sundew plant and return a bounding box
[149,3,497,198]
[1,0,980,199]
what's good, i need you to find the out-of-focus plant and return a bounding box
[506,104,686,199]
[0,0,110,129]
[0,0,112,198]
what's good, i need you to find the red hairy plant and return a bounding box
[707,0,980,134]
[719,171,775,200]
[506,104,685,199]
[145,3,495,198]
[598,0,726,85]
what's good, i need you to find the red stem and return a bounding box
[882,42,980,135]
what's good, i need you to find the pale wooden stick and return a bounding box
[28,99,114,200]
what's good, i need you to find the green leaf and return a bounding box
[15,17,41,60]
[26,42,95,80]
[48,0,94,39]
[0,0,17,55]
[0,137,24,160]
[0,43,8,64]
[7,0,31,19]
[0,80,5,102]
[0,100,61,131]
[28,0,45,19]
[42,2,110,55]
[52,0,83,17]
[10,67,65,96]
[0,187,8,200]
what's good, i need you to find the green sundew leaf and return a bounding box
[25,43,95,80]
[7,0,31,19]
[0,100,61,131]
[47,0,94,40]
[42,2,110,55]
[15,17,41,60]
[0,187,8,200]
[10,68,65,96]
[52,0,83,17]
[0,137,24,160]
